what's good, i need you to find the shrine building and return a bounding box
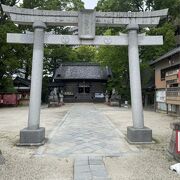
[50,62,112,102]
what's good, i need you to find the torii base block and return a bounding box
[127,126,152,144]
[18,127,45,146]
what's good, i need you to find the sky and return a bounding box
[14,0,99,74]
[82,0,99,9]
[18,0,99,9]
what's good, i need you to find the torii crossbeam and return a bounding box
[2,5,168,145]
[7,33,163,46]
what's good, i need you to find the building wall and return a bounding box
[155,64,166,89]
[62,81,106,102]
[155,53,180,89]
[91,82,106,94]
[63,82,77,96]
[154,53,180,114]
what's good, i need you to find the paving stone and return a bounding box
[74,160,89,166]
[74,158,89,166]
[93,177,111,180]
[89,156,103,160]
[74,157,109,180]
[37,104,138,157]
[75,165,90,173]
[74,172,92,180]
[89,159,104,165]
[91,170,108,178]
[90,164,106,170]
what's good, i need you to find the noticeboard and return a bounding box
[176,130,180,153]
[95,93,104,98]
[156,90,166,103]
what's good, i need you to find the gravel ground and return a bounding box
[95,104,180,180]
[0,105,73,180]
[0,104,180,180]
[104,150,179,180]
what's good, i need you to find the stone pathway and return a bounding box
[74,156,110,180]
[36,103,138,179]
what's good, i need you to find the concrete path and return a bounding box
[37,103,137,157]
[36,103,138,180]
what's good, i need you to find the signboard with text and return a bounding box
[156,90,166,103]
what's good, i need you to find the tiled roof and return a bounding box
[54,63,112,80]
[13,77,31,87]
[150,46,180,65]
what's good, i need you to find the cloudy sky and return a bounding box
[82,0,99,9]
[18,0,99,9]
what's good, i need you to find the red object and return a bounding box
[176,130,180,154]
[0,94,3,104]
[178,69,180,81]
[0,93,18,106]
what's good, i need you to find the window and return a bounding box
[78,86,90,94]
[161,69,166,81]
[78,87,84,93]
[85,87,90,93]
[161,64,180,81]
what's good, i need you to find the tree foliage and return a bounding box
[97,45,130,100]
[0,0,24,92]
[0,0,20,23]
[96,0,179,100]
[0,0,85,92]
[0,0,180,101]
[96,0,144,12]
[141,22,176,63]
[74,46,97,62]
[22,0,84,10]
[145,0,180,18]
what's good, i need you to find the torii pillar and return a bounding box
[20,21,47,145]
[127,24,152,143]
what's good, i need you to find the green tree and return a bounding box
[141,22,176,64]
[43,0,84,10]
[96,0,144,12]
[96,0,179,101]
[96,45,130,100]
[145,0,180,18]
[0,1,23,92]
[74,46,97,62]
[43,46,78,76]
[0,0,20,23]
[36,0,84,77]
[0,0,85,93]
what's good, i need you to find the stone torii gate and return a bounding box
[2,5,168,145]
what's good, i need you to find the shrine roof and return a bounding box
[13,77,31,87]
[54,62,112,80]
